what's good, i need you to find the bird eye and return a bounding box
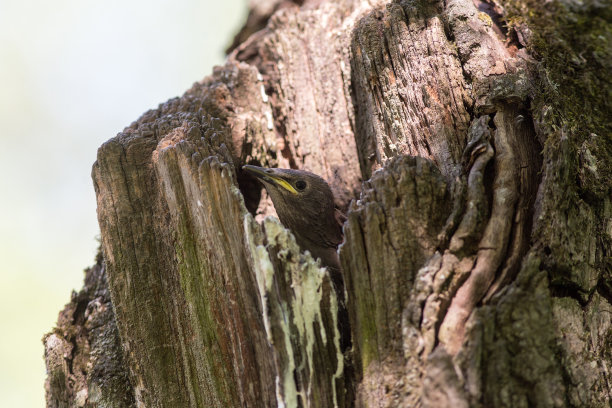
[295,180,307,191]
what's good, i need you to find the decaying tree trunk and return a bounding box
[44,0,611,407]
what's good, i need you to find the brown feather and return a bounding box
[242,165,344,271]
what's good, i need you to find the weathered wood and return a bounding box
[92,61,350,407]
[235,0,379,210]
[246,217,351,407]
[44,0,611,406]
[340,155,452,407]
[350,1,472,181]
[43,255,134,408]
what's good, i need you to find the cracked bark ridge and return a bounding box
[438,106,540,355]
[341,155,452,407]
[445,0,531,111]
[350,1,472,181]
[43,254,135,408]
[92,61,348,407]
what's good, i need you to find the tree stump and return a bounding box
[44,0,612,407]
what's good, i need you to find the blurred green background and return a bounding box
[0,0,246,406]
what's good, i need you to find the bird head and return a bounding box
[242,165,343,249]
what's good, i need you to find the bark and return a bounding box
[44,253,134,407]
[44,0,611,407]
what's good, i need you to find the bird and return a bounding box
[241,165,344,274]
[242,164,352,352]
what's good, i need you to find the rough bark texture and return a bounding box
[44,253,135,408]
[45,0,611,407]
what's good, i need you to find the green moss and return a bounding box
[356,287,380,369]
[505,1,611,130]
[503,0,611,179]
[174,215,237,407]
[502,0,612,277]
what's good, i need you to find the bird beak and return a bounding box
[242,165,299,195]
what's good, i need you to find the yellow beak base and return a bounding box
[242,165,299,195]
